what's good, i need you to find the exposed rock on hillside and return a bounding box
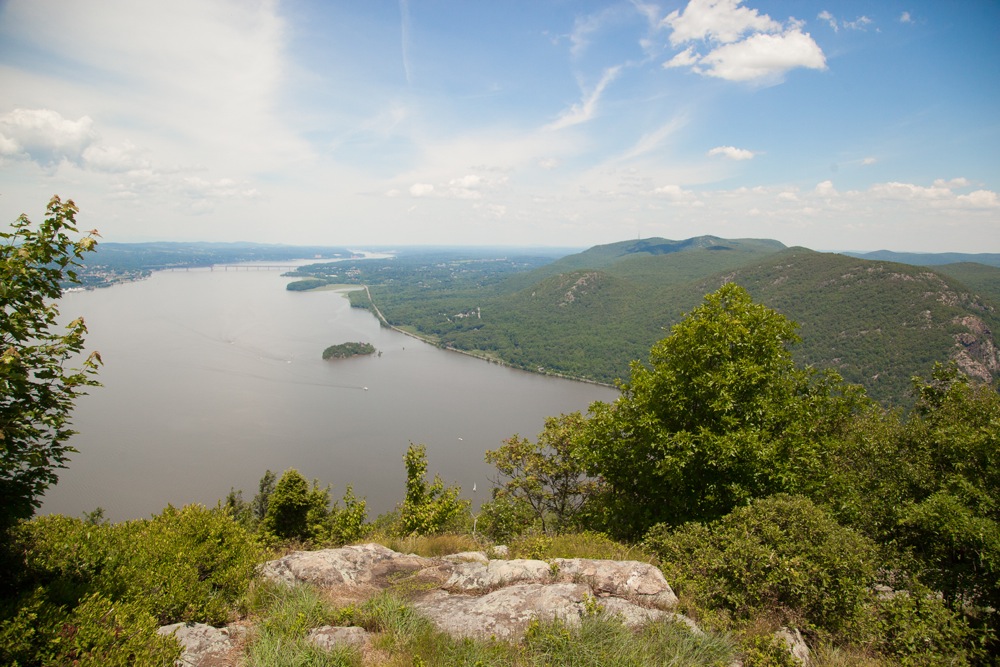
[258,543,680,641]
[160,544,816,666]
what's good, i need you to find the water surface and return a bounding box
[42,266,617,520]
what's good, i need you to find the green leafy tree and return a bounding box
[328,484,367,545]
[400,444,468,535]
[263,469,313,540]
[1,196,100,532]
[581,284,865,537]
[252,469,276,522]
[485,411,596,534]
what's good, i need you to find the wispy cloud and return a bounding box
[545,66,622,131]
[615,116,688,162]
[400,0,413,84]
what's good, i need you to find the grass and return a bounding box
[238,577,740,667]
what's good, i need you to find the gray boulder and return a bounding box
[156,622,235,667]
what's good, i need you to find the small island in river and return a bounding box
[322,341,377,360]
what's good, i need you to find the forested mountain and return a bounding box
[845,249,1000,267]
[303,237,1000,406]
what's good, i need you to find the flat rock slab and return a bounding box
[259,543,681,641]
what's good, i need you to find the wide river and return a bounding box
[41,263,618,521]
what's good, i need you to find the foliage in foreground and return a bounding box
[1,196,100,537]
[645,494,981,665]
[0,504,262,666]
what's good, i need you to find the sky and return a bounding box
[1,0,998,252]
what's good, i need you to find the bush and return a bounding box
[115,504,264,624]
[645,494,879,636]
[400,445,470,536]
[476,494,535,543]
[14,505,262,626]
[49,593,181,667]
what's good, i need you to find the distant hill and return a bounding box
[843,250,1000,268]
[289,237,1000,406]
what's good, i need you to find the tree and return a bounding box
[580,283,865,537]
[485,411,596,534]
[1,196,100,532]
[262,469,313,540]
[252,469,276,522]
[400,444,468,535]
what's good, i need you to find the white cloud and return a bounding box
[0,108,97,165]
[934,177,970,189]
[545,66,622,130]
[815,180,837,196]
[661,2,826,83]
[651,184,695,201]
[900,11,913,24]
[708,145,755,160]
[662,0,781,46]
[615,116,687,162]
[82,142,150,173]
[538,158,560,170]
[957,190,999,208]
[819,11,872,32]
[844,16,872,31]
[664,46,700,69]
[862,157,877,166]
[409,183,435,197]
[818,11,837,31]
[696,29,826,82]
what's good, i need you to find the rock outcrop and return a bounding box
[258,543,679,640]
[159,543,809,666]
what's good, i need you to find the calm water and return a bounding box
[41,265,618,521]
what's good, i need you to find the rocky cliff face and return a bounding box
[952,314,1000,383]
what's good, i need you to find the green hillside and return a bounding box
[293,238,1000,406]
[845,249,1000,268]
[936,262,1000,302]
[709,249,1000,403]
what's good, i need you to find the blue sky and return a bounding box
[1,0,997,252]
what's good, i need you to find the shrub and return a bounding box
[645,494,879,636]
[399,445,470,536]
[264,469,314,540]
[49,593,181,667]
[116,504,264,624]
[476,494,535,544]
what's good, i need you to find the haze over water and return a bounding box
[42,264,618,521]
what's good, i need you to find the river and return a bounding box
[40,263,618,521]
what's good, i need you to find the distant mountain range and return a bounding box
[84,237,1000,407]
[340,236,1000,406]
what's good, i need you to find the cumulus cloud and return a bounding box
[663,0,780,45]
[0,108,97,166]
[696,29,826,82]
[661,0,826,83]
[708,145,755,160]
[957,190,999,208]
